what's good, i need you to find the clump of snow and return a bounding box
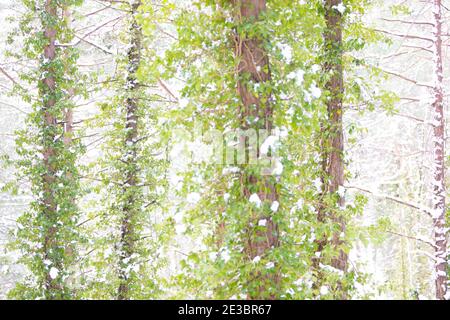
[286,288,295,295]
[209,252,217,260]
[272,160,283,175]
[221,249,231,263]
[175,224,187,234]
[179,98,189,108]
[49,267,59,280]
[310,83,322,99]
[222,166,240,175]
[445,291,450,300]
[252,256,261,263]
[320,263,345,277]
[277,43,293,63]
[313,178,322,192]
[249,193,262,208]
[187,192,201,204]
[287,69,305,85]
[271,201,280,212]
[320,286,329,295]
[260,135,279,155]
[311,64,321,73]
[333,3,346,14]
[337,186,346,198]
[104,248,113,258]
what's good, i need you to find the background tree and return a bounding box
[77,0,172,299]
[430,0,447,300]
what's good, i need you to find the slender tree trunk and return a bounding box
[324,0,347,273]
[431,0,448,300]
[233,0,280,299]
[314,0,347,298]
[41,0,62,297]
[117,0,143,300]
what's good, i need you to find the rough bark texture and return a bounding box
[324,0,347,272]
[233,0,280,299]
[431,0,448,300]
[41,0,62,297]
[314,0,347,298]
[117,0,143,300]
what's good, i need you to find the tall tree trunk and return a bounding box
[314,0,347,298]
[117,0,143,300]
[233,0,280,299]
[431,0,448,300]
[324,0,346,273]
[41,0,62,297]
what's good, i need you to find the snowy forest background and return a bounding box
[0,0,449,300]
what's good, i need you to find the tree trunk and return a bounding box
[117,0,143,300]
[324,0,347,273]
[431,0,448,301]
[41,0,62,297]
[314,0,347,298]
[233,0,280,299]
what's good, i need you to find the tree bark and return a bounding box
[233,0,280,299]
[41,0,62,297]
[117,0,143,300]
[325,0,347,272]
[314,0,347,298]
[431,0,448,300]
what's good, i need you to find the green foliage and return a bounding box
[78,0,172,299]
[161,0,388,300]
[7,0,85,300]
[3,0,399,300]
[390,4,411,16]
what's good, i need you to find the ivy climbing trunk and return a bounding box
[431,0,448,301]
[314,0,347,298]
[10,0,84,299]
[41,0,62,296]
[233,0,280,299]
[117,0,143,300]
